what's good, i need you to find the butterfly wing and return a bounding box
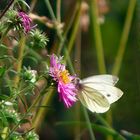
[81,75,119,86]
[78,75,123,113]
[77,85,110,113]
[81,82,123,104]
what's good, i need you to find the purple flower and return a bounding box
[18,11,34,33]
[49,54,77,108]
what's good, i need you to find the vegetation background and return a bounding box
[1,0,140,139]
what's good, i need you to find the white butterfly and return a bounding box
[77,75,123,113]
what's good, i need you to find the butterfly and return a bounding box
[77,75,123,113]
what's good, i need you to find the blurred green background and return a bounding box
[1,0,140,139]
[28,0,140,139]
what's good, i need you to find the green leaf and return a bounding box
[0,44,8,49]
[0,111,8,126]
[0,55,14,62]
[0,66,6,77]
[6,116,19,125]
[16,0,30,9]
[24,56,38,65]
[0,94,9,100]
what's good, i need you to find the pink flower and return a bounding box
[49,54,77,108]
[18,11,34,33]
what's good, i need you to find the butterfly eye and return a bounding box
[107,94,111,97]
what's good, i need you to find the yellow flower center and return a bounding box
[60,70,71,84]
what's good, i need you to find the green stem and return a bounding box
[74,25,81,140]
[14,35,26,87]
[30,0,37,13]
[44,0,56,21]
[112,0,137,76]
[83,108,96,140]
[67,2,82,55]
[56,0,61,22]
[89,0,106,74]
[32,87,54,132]
[57,1,81,54]
[95,114,111,128]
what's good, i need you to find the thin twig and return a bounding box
[30,0,37,13]
[57,0,61,22]
[0,0,14,20]
[44,0,56,21]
